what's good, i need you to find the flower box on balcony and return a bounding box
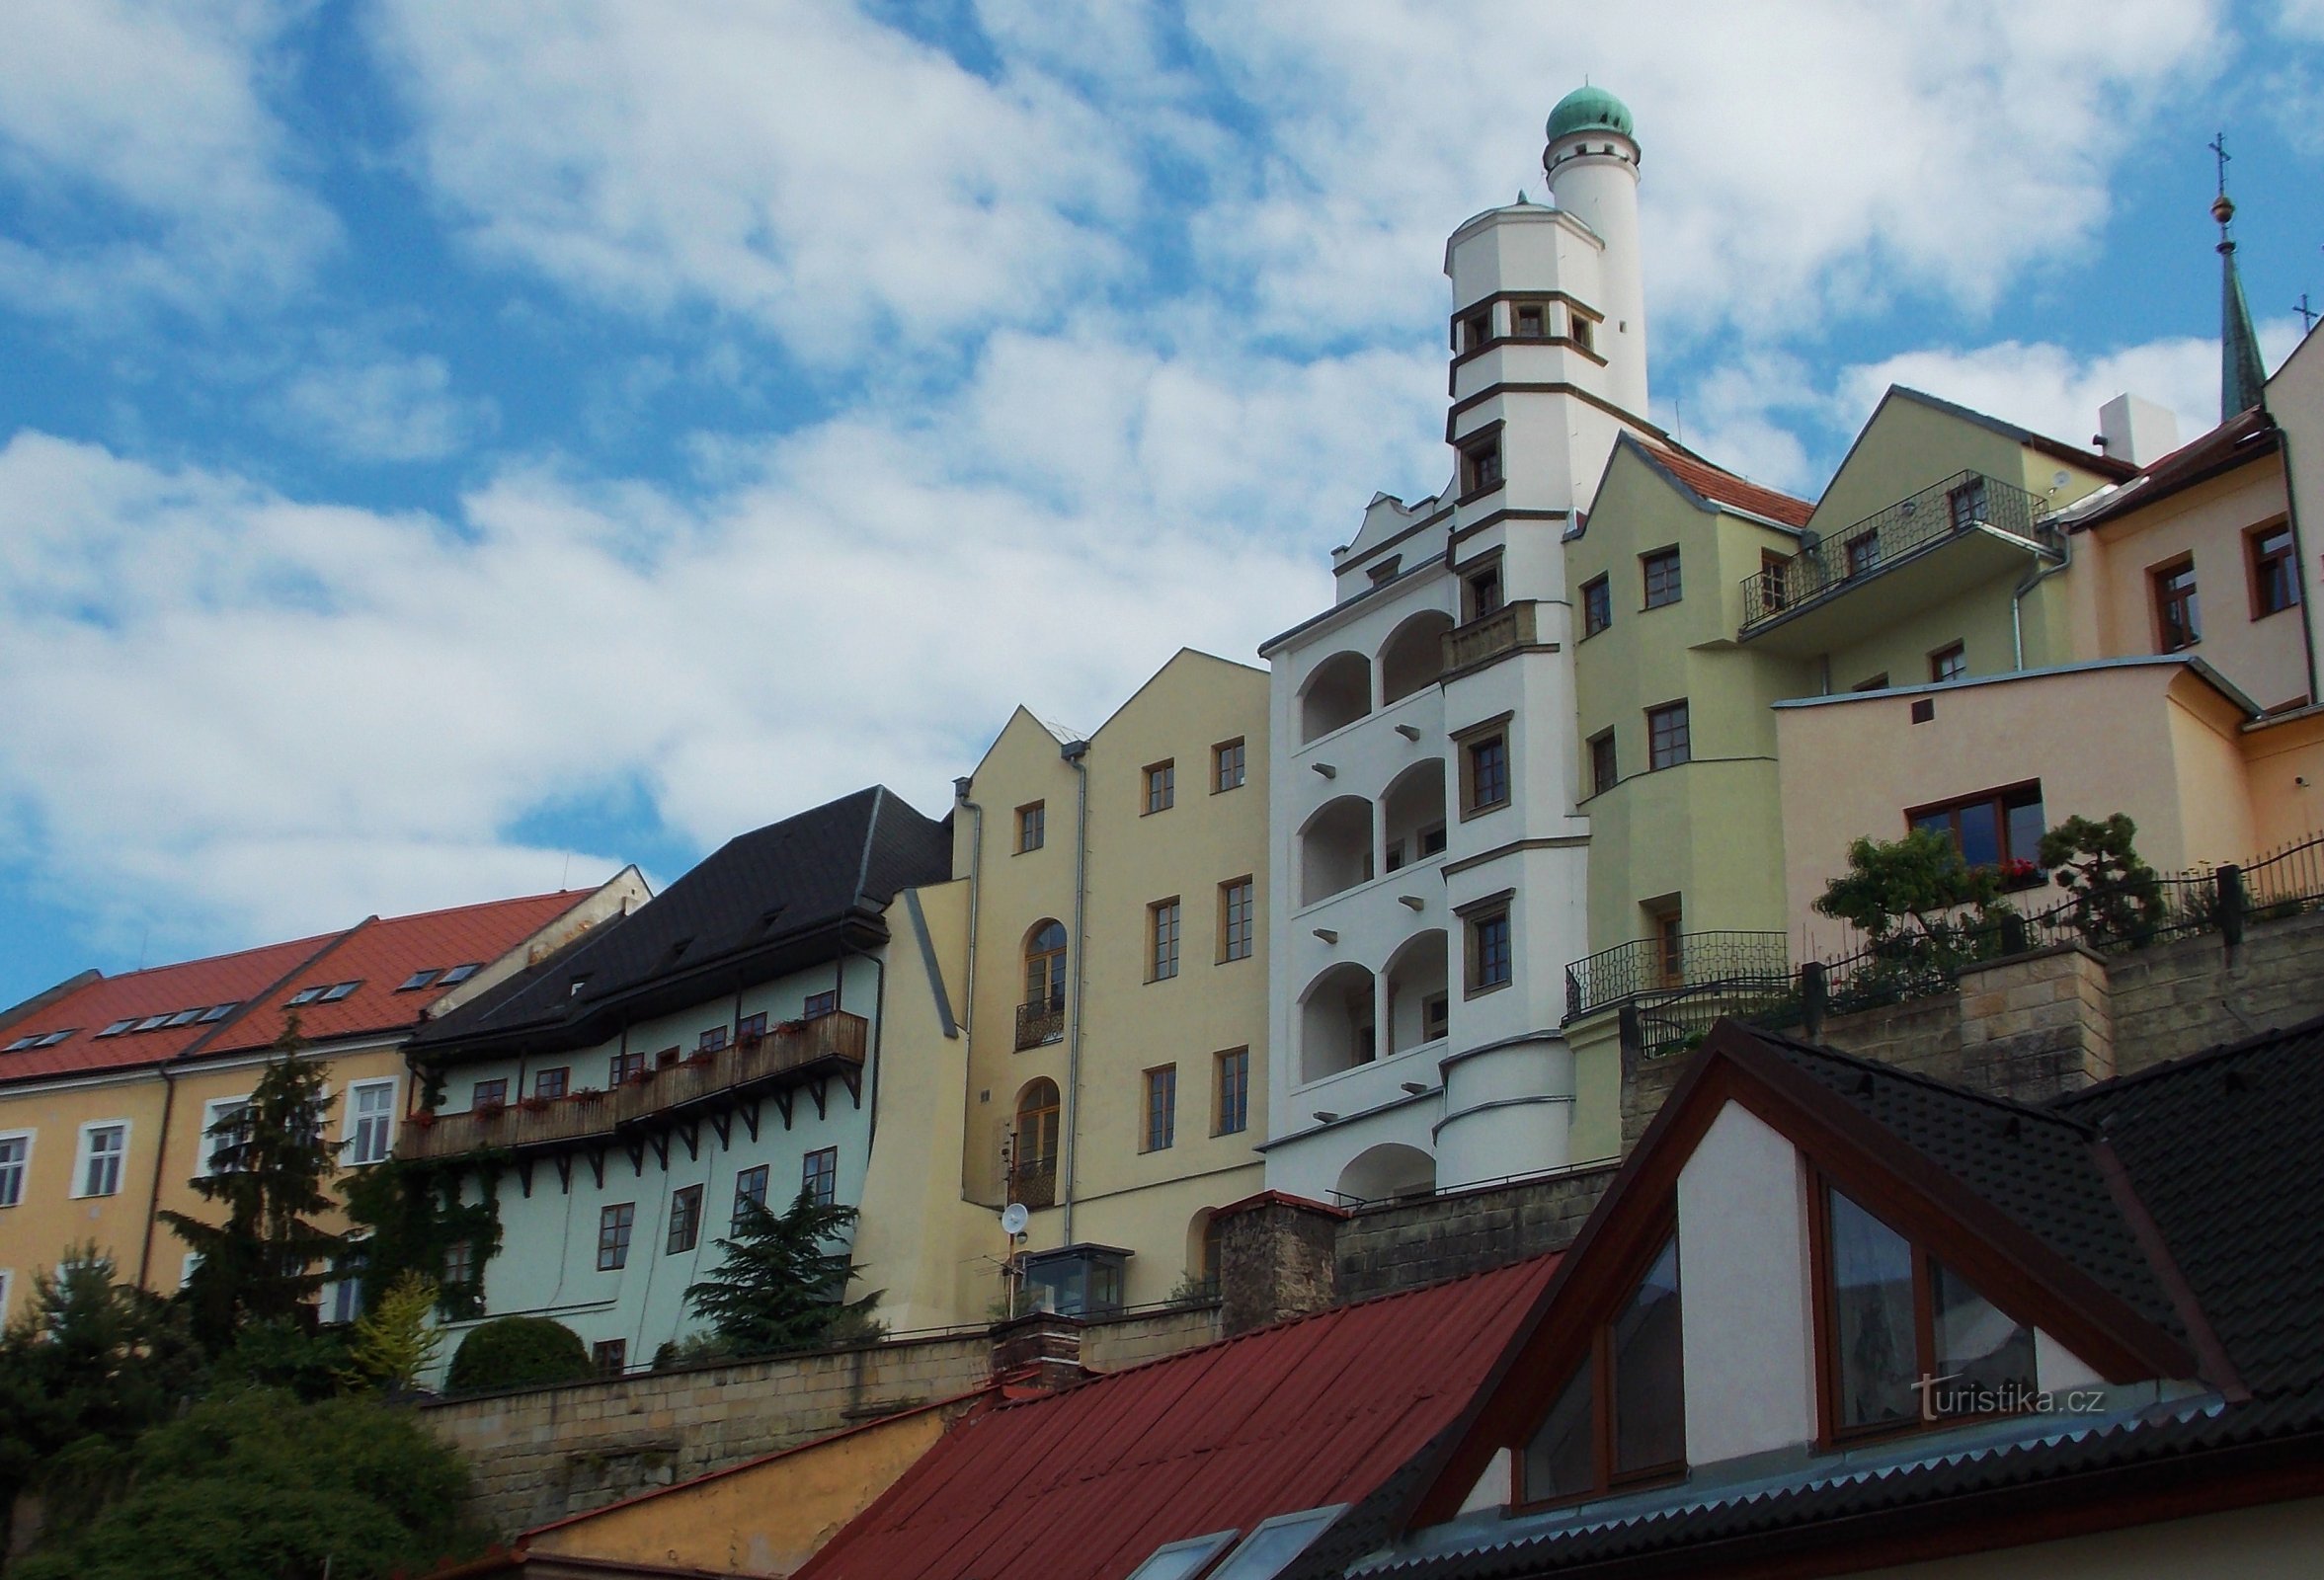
[474,1101,507,1122]
[683,1053,717,1069]
[410,1111,437,1129]
[572,1088,604,1104]
[518,1096,551,1114]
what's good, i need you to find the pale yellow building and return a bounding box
[948,648,1270,1314]
[0,878,641,1320]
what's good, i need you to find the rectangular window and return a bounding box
[1521,1232,1685,1505]
[598,1204,635,1270]
[1467,735,1511,813]
[803,989,838,1018]
[1908,781,2044,872]
[610,1050,646,1085]
[348,1080,395,1166]
[667,1184,703,1254]
[593,1339,627,1377]
[1017,801,1046,852]
[1213,739,1246,792]
[1647,702,1691,770]
[1220,878,1255,962]
[471,1078,508,1111]
[802,1147,839,1209]
[1568,310,1595,355]
[1460,432,1503,496]
[1469,908,1513,993]
[1642,547,1682,608]
[1467,563,1504,619]
[200,1098,250,1175]
[442,1238,477,1290]
[734,1164,770,1226]
[1150,899,1182,981]
[1948,477,1988,532]
[78,1124,126,1198]
[1651,905,1684,988]
[2250,522,2299,617]
[1853,673,1890,692]
[1143,1066,1177,1152]
[0,1135,27,1208]
[697,1026,729,1055]
[1214,1049,1249,1136]
[1929,643,1966,683]
[1422,991,1451,1042]
[1581,576,1612,638]
[737,1012,768,1043]
[1419,823,1447,858]
[1589,731,1618,797]
[1145,760,1176,814]
[534,1066,569,1101]
[2153,557,2201,651]
[329,1248,367,1324]
[1460,306,1490,353]
[1513,301,1547,338]
[1845,531,1880,578]
[1759,549,1790,614]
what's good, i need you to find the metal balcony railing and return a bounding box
[1011,1160,1057,1211]
[1015,996,1065,1051]
[1563,931,1791,1022]
[1440,600,1539,677]
[399,1011,867,1161]
[1739,471,2048,634]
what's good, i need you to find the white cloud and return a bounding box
[271,354,496,462]
[0,0,334,321]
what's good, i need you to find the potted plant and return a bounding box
[519,1095,551,1114]
[474,1099,507,1123]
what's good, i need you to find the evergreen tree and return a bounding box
[339,1272,442,1392]
[160,1022,349,1353]
[682,1192,881,1355]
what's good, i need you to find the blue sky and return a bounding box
[3,0,2322,1005]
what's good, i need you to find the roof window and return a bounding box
[34,1030,75,1048]
[163,1009,203,1028]
[319,982,361,1003]
[396,969,442,992]
[286,987,327,1006]
[438,963,482,986]
[98,1019,137,1038]
[134,1014,173,1031]
[199,1002,238,1023]
[1123,1531,1238,1580]
[2,1035,37,1053]
[1208,1507,1347,1580]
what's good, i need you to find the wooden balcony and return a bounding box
[399,1011,868,1164]
[1440,599,1540,679]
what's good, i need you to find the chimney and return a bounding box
[989,1309,1084,1392]
[2096,394,2180,468]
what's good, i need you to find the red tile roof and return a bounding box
[795,1253,1563,1580]
[1644,444,1815,528]
[0,891,593,1084]
[2064,407,2281,532]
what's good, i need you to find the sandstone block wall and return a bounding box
[1335,1164,1618,1301]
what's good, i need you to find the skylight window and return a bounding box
[396,970,442,992]
[133,1014,172,1031]
[199,1002,238,1023]
[34,1030,74,1048]
[163,1009,203,1028]
[286,988,327,1006]
[438,964,482,986]
[98,1019,137,1038]
[1123,1531,1239,1580]
[2,1036,36,1053]
[1207,1507,1346,1580]
[319,982,361,1002]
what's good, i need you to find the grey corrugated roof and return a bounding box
[412,787,949,1054]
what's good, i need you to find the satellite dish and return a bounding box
[1001,1203,1030,1237]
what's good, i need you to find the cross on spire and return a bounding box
[2209,130,2231,195]
[2299,293,2318,336]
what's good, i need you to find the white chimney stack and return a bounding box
[2096,394,2180,469]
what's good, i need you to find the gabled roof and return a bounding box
[0,890,599,1084]
[794,1253,1563,1580]
[1634,439,1815,528]
[413,787,949,1058]
[2059,406,2282,532]
[1882,385,2138,482]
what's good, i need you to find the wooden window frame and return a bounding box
[1142,1065,1177,1152]
[533,1066,569,1101]
[1458,718,1514,819]
[1466,557,1505,620]
[593,1339,627,1377]
[1759,549,1791,615]
[1465,903,1514,997]
[1219,877,1255,963]
[803,989,838,1018]
[597,1203,635,1271]
[1457,424,1506,504]
[1851,673,1889,693]
[1928,642,1965,683]
[1641,546,1682,609]
[1212,738,1247,793]
[1016,801,1046,853]
[1149,897,1182,982]
[1646,700,1691,771]
[1580,575,1612,638]
[1513,1216,1687,1511]
[471,1078,508,1112]
[1588,730,1618,798]
[733,1164,770,1227]
[2248,518,2298,619]
[666,1184,704,1255]
[1144,760,1176,816]
[802,1146,839,1208]
[2151,555,2200,653]
[1904,779,2044,874]
[609,1050,646,1086]
[1214,1047,1250,1137]
[1845,531,1881,579]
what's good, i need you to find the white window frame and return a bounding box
[199,1096,251,1178]
[0,1269,10,1326]
[343,1076,398,1166]
[0,1130,32,1209]
[73,1120,129,1200]
[181,1250,202,1292]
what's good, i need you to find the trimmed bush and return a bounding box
[443,1316,592,1394]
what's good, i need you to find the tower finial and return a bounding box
[2208,130,2266,419]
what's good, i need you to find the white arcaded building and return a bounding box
[1259,87,1659,1204]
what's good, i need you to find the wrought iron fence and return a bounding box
[1739,470,2048,632]
[1563,930,1790,1021]
[1014,996,1065,1051]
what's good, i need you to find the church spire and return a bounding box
[2209,131,2267,420]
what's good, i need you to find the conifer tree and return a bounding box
[682,1192,881,1355]
[340,1272,443,1392]
[161,1020,349,1353]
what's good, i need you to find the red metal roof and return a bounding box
[795,1253,1562,1580]
[0,891,591,1083]
[1644,443,1815,528]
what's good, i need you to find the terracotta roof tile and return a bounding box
[1639,443,1815,527]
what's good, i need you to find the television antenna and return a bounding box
[999,1202,1030,1319]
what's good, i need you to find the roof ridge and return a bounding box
[1754,1025,2100,1136]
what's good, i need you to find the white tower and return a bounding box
[1543,87,1647,418]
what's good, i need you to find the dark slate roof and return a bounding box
[411,787,949,1057]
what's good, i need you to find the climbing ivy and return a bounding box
[340,1157,502,1322]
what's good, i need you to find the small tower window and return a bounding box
[1514,302,1547,338]
[1568,310,1596,355]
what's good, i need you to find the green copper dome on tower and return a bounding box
[1546,85,1634,143]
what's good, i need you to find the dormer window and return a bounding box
[1521,1231,1685,1505]
[1814,1182,2035,1438]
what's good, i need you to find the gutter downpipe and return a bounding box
[2271,413,2322,709]
[1061,740,1091,1246]
[134,1062,182,1292]
[953,778,982,1036]
[2012,517,2073,671]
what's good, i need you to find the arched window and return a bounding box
[1018,921,1068,1050]
[1013,1079,1061,1209]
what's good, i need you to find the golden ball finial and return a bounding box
[2211,192,2235,227]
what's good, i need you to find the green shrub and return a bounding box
[443,1316,591,1394]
